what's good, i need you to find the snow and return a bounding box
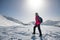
[0,24,60,40]
[0,15,20,26]
[0,15,60,40]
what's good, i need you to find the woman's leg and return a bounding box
[38,25,42,36]
[33,25,37,34]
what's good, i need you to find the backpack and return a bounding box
[38,16,43,23]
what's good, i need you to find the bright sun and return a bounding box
[27,0,45,10]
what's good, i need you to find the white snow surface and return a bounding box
[0,24,60,40]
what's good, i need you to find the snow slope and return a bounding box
[0,24,60,40]
[0,15,20,26]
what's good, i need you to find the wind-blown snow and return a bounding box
[0,24,60,40]
[0,15,20,26]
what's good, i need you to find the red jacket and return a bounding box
[35,16,41,25]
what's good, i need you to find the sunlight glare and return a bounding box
[27,0,45,10]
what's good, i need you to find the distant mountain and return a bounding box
[3,15,23,24]
[0,15,20,26]
[3,15,30,26]
[42,20,60,27]
[29,20,60,27]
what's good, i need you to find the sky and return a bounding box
[0,0,60,23]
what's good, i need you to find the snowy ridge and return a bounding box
[3,15,23,24]
[0,15,20,26]
[3,15,30,26]
[41,20,60,27]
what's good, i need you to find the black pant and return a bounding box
[33,24,42,36]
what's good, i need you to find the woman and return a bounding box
[33,13,42,37]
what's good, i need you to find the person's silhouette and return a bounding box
[33,13,43,37]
